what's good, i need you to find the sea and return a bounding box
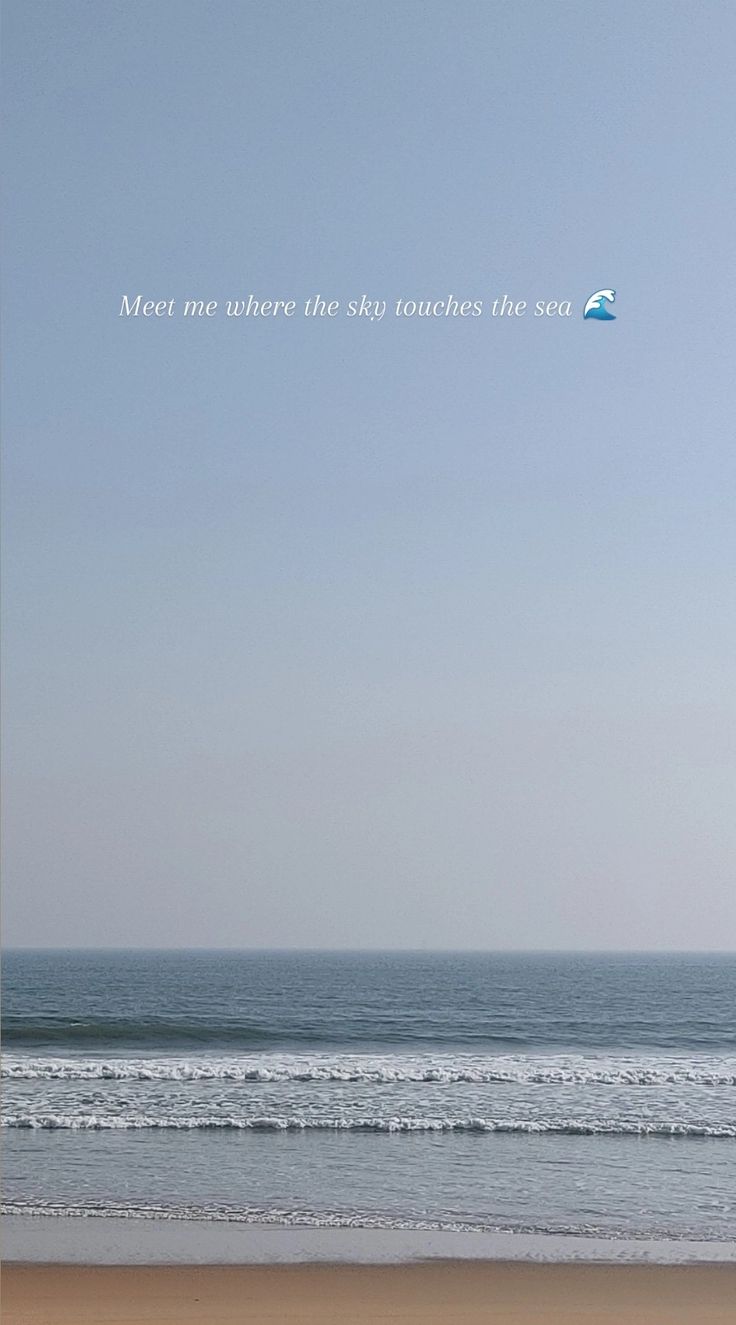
[2,950,736,1242]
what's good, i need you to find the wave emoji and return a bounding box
[583,289,616,320]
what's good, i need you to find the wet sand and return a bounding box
[5,1262,736,1324]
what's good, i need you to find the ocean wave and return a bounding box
[1,1198,695,1241]
[4,1052,736,1087]
[0,1197,511,1232]
[4,1199,718,1245]
[3,1112,735,1137]
[1,1018,532,1049]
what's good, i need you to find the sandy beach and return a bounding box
[5,1262,736,1324]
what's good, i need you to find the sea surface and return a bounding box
[2,950,736,1241]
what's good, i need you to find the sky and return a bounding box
[2,1,735,950]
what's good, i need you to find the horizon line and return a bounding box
[3,945,735,956]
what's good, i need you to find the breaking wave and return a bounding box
[4,1112,735,1137]
[4,1052,736,1087]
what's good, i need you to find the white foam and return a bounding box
[4,1051,736,1086]
[4,1111,736,1136]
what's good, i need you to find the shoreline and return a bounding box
[4,1213,736,1265]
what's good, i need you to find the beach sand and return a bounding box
[4,1262,736,1324]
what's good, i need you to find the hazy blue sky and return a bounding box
[3,1,735,949]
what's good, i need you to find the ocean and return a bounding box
[2,950,735,1241]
